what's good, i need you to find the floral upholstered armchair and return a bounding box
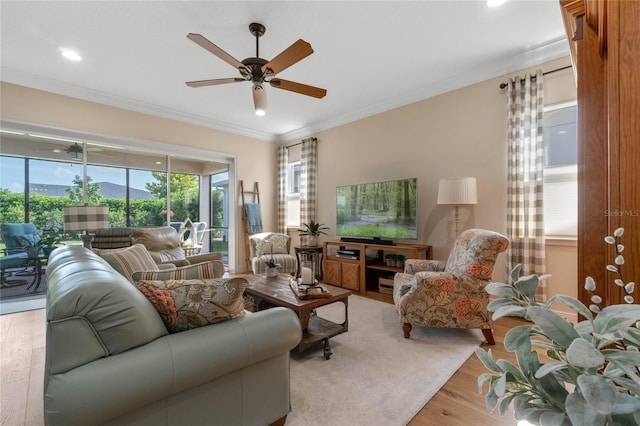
[393,229,509,345]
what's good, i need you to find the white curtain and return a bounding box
[300,137,318,224]
[506,69,545,278]
[277,145,288,234]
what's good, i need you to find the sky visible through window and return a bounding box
[0,156,151,193]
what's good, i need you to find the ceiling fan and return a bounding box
[185,23,327,116]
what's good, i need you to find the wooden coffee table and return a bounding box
[244,274,351,359]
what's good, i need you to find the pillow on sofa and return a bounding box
[96,244,159,283]
[255,234,289,256]
[131,260,223,282]
[137,277,248,333]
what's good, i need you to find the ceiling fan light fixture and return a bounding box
[253,84,267,116]
[487,0,507,7]
[66,143,83,160]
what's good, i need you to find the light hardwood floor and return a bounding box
[0,306,522,426]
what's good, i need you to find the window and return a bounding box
[287,161,301,227]
[543,103,577,238]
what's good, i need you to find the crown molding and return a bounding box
[279,37,569,142]
[2,36,568,144]
[1,67,277,142]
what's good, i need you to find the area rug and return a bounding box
[288,295,484,426]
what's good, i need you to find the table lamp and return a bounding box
[437,177,478,235]
[63,205,110,249]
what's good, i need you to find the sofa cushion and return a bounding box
[137,277,248,333]
[131,226,188,264]
[16,233,41,248]
[97,244,159,283]
[131,260,223,282]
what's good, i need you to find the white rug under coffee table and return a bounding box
[288,295,484,426]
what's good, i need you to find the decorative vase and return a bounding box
[302,235,319,247]
[43,246,56,257]
[266,266,279,277]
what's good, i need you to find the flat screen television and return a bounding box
[336,177,418,240]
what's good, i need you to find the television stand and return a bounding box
[323,240,432,303]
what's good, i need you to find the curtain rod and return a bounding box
[499,65,573,89]
[286,137,317,150]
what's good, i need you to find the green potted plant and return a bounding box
[476,228,640,425]
[298,220,329,247]
[39,234,60,257]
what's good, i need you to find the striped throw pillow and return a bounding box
[132,260,223,282]
[99,244,159,283]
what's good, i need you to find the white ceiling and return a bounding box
[1,1,568,142]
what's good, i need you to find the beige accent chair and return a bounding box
[131,226,222,267]
[249,232,297,275]
[393,229,509,344]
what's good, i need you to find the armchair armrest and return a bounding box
[404,259,446,274]
[131,260,224,281]
[186,251,223,265]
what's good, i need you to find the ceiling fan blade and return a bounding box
[252,84,268,113]
[269,79,327,99]
[261,39,313,75]
[186,78,246,88]
[187,33,249,72]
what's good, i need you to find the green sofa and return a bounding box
[44,245,302,425]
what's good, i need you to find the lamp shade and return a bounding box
[437,177,478,205]
[63,205,110,232]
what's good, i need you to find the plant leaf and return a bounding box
[487,298,518,312]
[566,338,605,369]
[594,305,640,335]
[527,306,581,349]
[577,374,616,415]
[504,325,533,351]
[546,294,593,321]
[510,264,523,283]
[475,348,501,373]
[601,348,640,366]
[612,393,640,415]
[514,274,540,300]
[498,393,516,416]
[492,305,527,320]
[485,282,516,298]
[534,361,567,379]
[496,359,526,382]
[539,410,569,426]
[566,392,606,426]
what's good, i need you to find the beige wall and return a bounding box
[287,57,577,301]
[0,82,277,272]
[1,56,578,297]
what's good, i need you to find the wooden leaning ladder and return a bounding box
[240,181,260,269]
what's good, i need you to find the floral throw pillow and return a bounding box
[137,278,248,333]
[256,234,289,256]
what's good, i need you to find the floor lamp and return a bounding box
[63,205,110,249]
[437,177,478,236]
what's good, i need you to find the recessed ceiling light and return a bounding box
[61,48,82,61]
[487,0,507,7]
